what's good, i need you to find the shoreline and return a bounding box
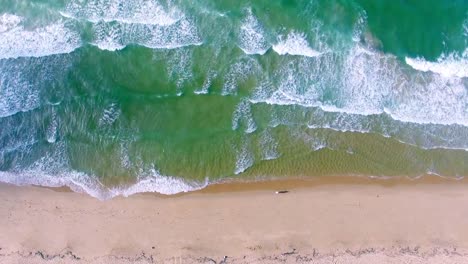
[197,174,468,194]
[1,176,468,263]
[28,173,468,199]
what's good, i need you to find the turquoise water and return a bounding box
[0,0,467,199]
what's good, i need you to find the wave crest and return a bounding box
[405,51,468,78]
[272,32,321,57]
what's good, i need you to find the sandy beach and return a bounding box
[1,176,468,263]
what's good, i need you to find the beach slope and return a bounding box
[1,178,468,263]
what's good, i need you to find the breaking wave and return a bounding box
[61,0,182,26]
[90,18,202,51]
[272,32,322,57]
[0,14,81,59]
[405,51,468,78]
[250,43,468,127]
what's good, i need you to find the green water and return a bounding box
[0,0,467,198]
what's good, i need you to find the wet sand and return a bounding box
[1,176,468,263]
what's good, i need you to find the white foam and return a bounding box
[165,48,194,91]
[0,13,22,33]
[0,54,72,118]
[195,70,216,94]
[0,139,210,199]
[62,0,181,26]
[251,40,468,127]
[238,9,270,55]
[352,11,367,42]
[46,110,58,143]
[115,169,208,197]
[259,129,279,160]
[291,129,328,151]
[339,45,393,115]
[0,116,39,157]
[0,61,41,117]
[386,74,467,126]
[0,142,105,198]
[0,16,81,60]
[232,100,257,133]
[307,124,371,135]
[0,144,208,200]
[118,142,132,169]
[99,103,121,126]
[405,52,468,78]
[222,57,261,95]
[0,168,206,200]
[234,140,254,175]
[91,17,202,51]
[272,32,321,57]
[263,98,468,151]
[250,59,322,109]
[404,15,468,79]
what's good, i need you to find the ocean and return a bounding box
[0,0,467,199]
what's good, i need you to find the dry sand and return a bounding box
[1,176,468,263]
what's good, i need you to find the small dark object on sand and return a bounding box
[282,248,297,256]
[275,190,289,194]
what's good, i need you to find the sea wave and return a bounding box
[249,43,468,127]
[234,138,254,175]
[237,9,270,55]
[0,56,72,118]
[0,13,22,33]
[405,51,468,78]
[61,0,182,26]
[232,100,257,133]
[61,0,203,51]
[0,5,201,59]
[404,15,468,79]
[0,15,81,60]
[0,137,208,199]
[272,32,322,57]
[252,99,468,151]
[0,169,207,200]
[90,18,203,51]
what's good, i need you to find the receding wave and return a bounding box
[0,141,208,200]
[0,169,207,200]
